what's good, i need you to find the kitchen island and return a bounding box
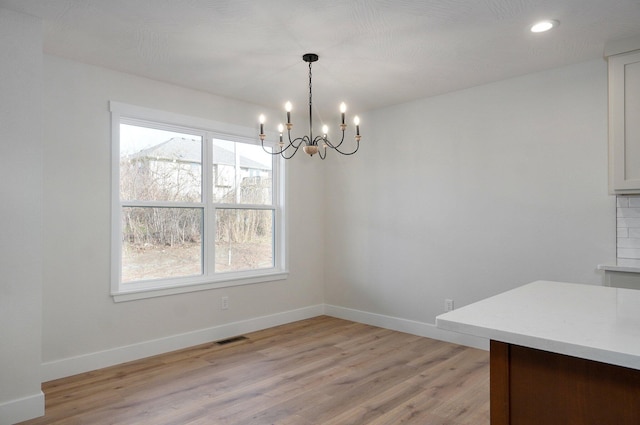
[436,280,640,425]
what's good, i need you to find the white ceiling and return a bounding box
[3,0,640,120]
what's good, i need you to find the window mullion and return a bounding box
[213,203,275,210]
[235,144,241,204]
[274,155,285,271]
[121,200,203,208]
[204,132,216,276]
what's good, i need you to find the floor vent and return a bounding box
[216,336,248,345]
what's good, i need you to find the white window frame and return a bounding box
[110,101,287,302]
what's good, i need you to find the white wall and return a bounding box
[0,8,621,420]
[324,60,616,328]
[40,55,325,380]
[0,9,45,424]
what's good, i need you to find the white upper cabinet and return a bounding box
[607,37,640,194]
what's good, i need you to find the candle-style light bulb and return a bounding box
[322,124,329,137]
[340,102,346,125]
[354,116,360,136]
[259,114,265,134]
[285,101,292,125]
[278,123,284,144]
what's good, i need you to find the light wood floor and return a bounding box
[19,316,489,425]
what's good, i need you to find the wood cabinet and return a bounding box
[490,340,640,425]
[608,47,640,193]
[436,281,640,424]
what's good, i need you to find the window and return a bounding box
[110,102,286,301]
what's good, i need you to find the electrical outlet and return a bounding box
[221,296,229,310]
[445,299,454,312]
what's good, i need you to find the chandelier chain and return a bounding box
[308,61,313,141]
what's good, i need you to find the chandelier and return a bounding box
[259,53,361,160]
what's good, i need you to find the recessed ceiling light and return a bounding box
[530,20,559,33]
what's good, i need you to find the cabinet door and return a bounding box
[490,340,640,425]
[610,50,640,193]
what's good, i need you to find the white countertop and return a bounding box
[436,280,640,370]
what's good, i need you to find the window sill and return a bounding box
[112,271,289,302]
[597,264,640,274]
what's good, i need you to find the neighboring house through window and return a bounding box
[110,102,287,301]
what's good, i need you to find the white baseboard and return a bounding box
[324,304,489,350]
[41,304,324,382]
[0,391,44,425]
[42,303,487,383]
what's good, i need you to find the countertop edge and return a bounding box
[436,314,640,371]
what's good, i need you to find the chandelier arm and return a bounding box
[313,132,357,155]
[311,135,325,147]
[331,142,360,156]
[261,134,306,156]
[321,131,346,150]
[311,134,355,158]
[325,138,360,155]
[278,136,307,159]
[261,141,285,156]
[310,135,327,159]
[279,143,302,159]
[261,139,294,155]
[318,145,327,160]
[288,132,309,147]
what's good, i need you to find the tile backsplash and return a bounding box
[617,195,640,267]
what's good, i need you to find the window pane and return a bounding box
[120,124,202,202]
[215,209,274,272]
[212,138,273,205]
[121,207,203,282]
